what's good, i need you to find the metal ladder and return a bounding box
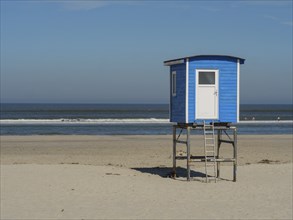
[203,121,217,183]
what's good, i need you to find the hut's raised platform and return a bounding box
[172,123,237,182]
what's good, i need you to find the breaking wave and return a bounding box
[0,118,170,125]
[1,119,292,125]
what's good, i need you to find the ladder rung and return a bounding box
[205,131,214,134]
[205,164,216,167]
[205,161,216,163]
[205,137,215,140]
[206,177,217,180]
[206,151,215,153]
[205,144,215,147]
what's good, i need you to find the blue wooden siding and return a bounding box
[188,56,238,123]
[170,64,186,122]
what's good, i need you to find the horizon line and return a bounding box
[0,102,292,105]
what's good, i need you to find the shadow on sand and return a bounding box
[132,166,206,179]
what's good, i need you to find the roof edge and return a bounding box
[164,55,245,66]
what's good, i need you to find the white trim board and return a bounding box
[185,58,189,123]
[169,71,171,122]
[237,59,240,123]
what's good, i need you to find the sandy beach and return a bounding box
[1,135,292,219]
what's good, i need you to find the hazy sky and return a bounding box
[1,1,292,104]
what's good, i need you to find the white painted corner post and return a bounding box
[237,59,240,123]
[185,58,189,123]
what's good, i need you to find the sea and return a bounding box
[0,103,292,135]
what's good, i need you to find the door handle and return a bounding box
[214,91,218,95]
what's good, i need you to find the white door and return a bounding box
[196,69,219,119]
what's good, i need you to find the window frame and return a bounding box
[198,71,216,85]
[171,71,176,97]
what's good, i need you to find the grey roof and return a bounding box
[164,55,245,66]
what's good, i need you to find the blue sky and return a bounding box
[1,1,292,104]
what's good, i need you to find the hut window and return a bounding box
[172,71,176,96]
[199,71,215,85]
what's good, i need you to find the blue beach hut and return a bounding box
[164,55,245,124]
